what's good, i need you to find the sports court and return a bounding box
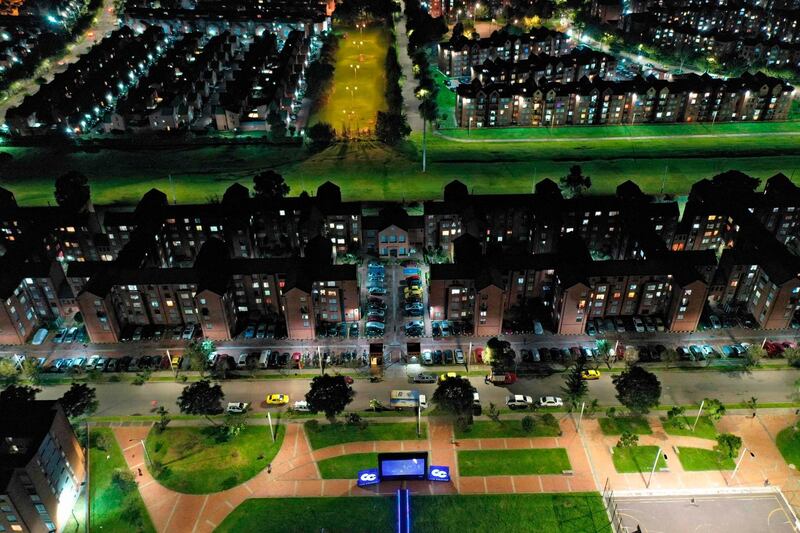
[610,489,799,533]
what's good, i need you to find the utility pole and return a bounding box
[422,118,427,173]
[646,447,664,488]
[692,399,705,432]
[731,447,754,481]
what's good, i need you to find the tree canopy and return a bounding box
[559,165,591,197]
[612,366,661,414]
[0,384,40,402]
[561,361,588,411]
[432,376,476,419]
[59,383,98,418]
[307,122,335,151]
[177,379,224,420]
[375,111,411,145]
[54,170,91,212]
[253,170,290,201]
[305,374,355,421]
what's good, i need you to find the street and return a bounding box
[31,363,800,416]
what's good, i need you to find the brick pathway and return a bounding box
[110,413,800,532]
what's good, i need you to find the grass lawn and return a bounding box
[2,123,800,206]
[612,446,666,473]
[776,426,800,467]
[661,415,718,440]
[311,26,388,134]
[455,418,561,439]
[144,424,284,494]
[217,493,611,533]
[458,448,571,476]
[598,416,652,435]
[88,428,155,532]
[676,447,735,471]
[317,452,379,479]
[304,421,426,450]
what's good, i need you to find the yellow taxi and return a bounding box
[404,287,423,297]
[438,372,461,383]
[581,369,601,380]
[265,393,289,405]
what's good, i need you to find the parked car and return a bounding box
[412,372,437,384]
[586,321,597,335]
[349,323,360,338]
[632,317,645,333]
[455,349,465,364]
[533,320,544,335]
[243,324,256,339]
[581,369,601,380]
[709,315,722,329]
[369,287,388,296]
[181,323,196,340]
[132,327,143,341]
[614,318,626,333]
[265,394,289,405]
[256,323,267,339]
[53,328,67,344]
[63,327,78,343]
[438,371,461,383]
[31,328,48,345]
[538,396,564,408]
[226,402,250,414]
[506,394,534,410]
[643,317,656,333]
[421,350,433,365]
[292,400,310,412]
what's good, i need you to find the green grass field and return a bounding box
[661,416,718,440]
[2,116,799,207]
[612,446,666,473]
[676,447,735,471]
[458,448,571,476]
[311,26,388,134]
[598,417,652,435]
[317,452,378,479]
[455,418,561,439]
[776,426,800,467]
[144,425,284,494]
[88,428,155,532]
[216,494,611,533]
[304,421,426,450]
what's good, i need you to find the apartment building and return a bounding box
[472,48,619,85]
[0,401,85,533]
[455,71,794,127]
[363,205,424,259]
[438,28,573,79]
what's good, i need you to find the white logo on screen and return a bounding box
[360,472,378,482]
[430,468,448,479]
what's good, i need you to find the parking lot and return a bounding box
[613,490,799,533]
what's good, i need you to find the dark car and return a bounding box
[443,350,454,364]
[433,350,443,365]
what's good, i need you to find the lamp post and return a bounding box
[646,448,666,488]
[731,447,755,482]
[350,63,360,80]
[473,2,479,25]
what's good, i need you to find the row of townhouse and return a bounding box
[5,26,172,135]
[471,48,619,86]
[600,0,800,41]
[4,172,800,343]
[438,27,573,79]
[121,0,333,40]
[454,71,794,127]
[102,31,240,132]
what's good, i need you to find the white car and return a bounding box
[538,396,564,408]
[236,352,249,368]
[506,394,534,410]
[632,317,646,333]
[31,328,48,345]
[412,372,437,384]
[292,400,310,412]
[226,402,249,414]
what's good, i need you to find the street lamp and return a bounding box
[346,85,357,105]
[731,447,756,482]
[349,63,360,80]
[646,448,667,488]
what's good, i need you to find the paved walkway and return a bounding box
[395,1,423,131]
[434,129,800,144]
[111,413,800,532]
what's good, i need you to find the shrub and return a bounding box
[306,419,320,432]
[617,431,639,448]
[521,415,535,434]
[111,468,136,492]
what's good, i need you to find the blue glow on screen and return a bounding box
[381,458,426,477]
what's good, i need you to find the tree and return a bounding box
[253,170,290,201]
[715,433,742,460]
[111,468,136,492]
[559,165,591,197]
[561,361,588,411]
[59,383,98,418]
[154,406,171,433]
[666,405,686,428]
[432,376,477,422]
[184,340,213,375]
[521,415,535,434]
[485,337,516,372]
[743,345,764,369]
[744,396,758,418]
[662,348,679,369]
[267,110,287,140]
[617,431,639,448]
[305,374,355,422]
[307,122,335,151]
[375,111,411,145]
[0,359,18,381]
[220,412,248,439]
[612,366,661,415]
[785,347,800,368]
[596,339,612,369]
[0,384,40,402]
[704,398,726,421]
[54,170,90,213]
[177,379,224,423]
[487,402,501,423]
[21,358,42,384]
